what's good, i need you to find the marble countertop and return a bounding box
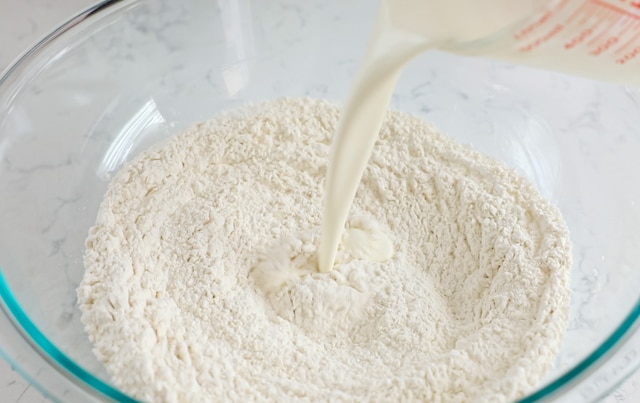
[0,0,639,402]
[0,5,98,403]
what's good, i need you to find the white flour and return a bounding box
[77,97,572,402]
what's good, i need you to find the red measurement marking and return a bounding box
[608,15,638,48]
[591,0,640,19]
[586,10,619,46]
[590,36,619,54]
[577,7,595,26]
[614,18,640,52]
[614,24,640,53]
[576,1,609,27]
[564,2,592,25]
[520,24,564,52]
[565,28,594,48]
[513,0,570,40]
[616,44,640,63]
[514,10,553,39]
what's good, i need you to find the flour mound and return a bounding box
[77,97,572,402]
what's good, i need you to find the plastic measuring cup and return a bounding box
[378,0,640,87]
[424,0,640,87]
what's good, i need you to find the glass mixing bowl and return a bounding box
[1,0,640,401]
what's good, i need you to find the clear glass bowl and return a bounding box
[1,0,640,401]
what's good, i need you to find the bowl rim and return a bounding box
[1,0,640,401]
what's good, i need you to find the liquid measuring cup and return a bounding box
[373,0,640,87]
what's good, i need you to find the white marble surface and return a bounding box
[1,0,640,402]
[0,3,97,402]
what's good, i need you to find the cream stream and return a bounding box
[318,0,542,272]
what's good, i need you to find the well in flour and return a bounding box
[78,97,572,402]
